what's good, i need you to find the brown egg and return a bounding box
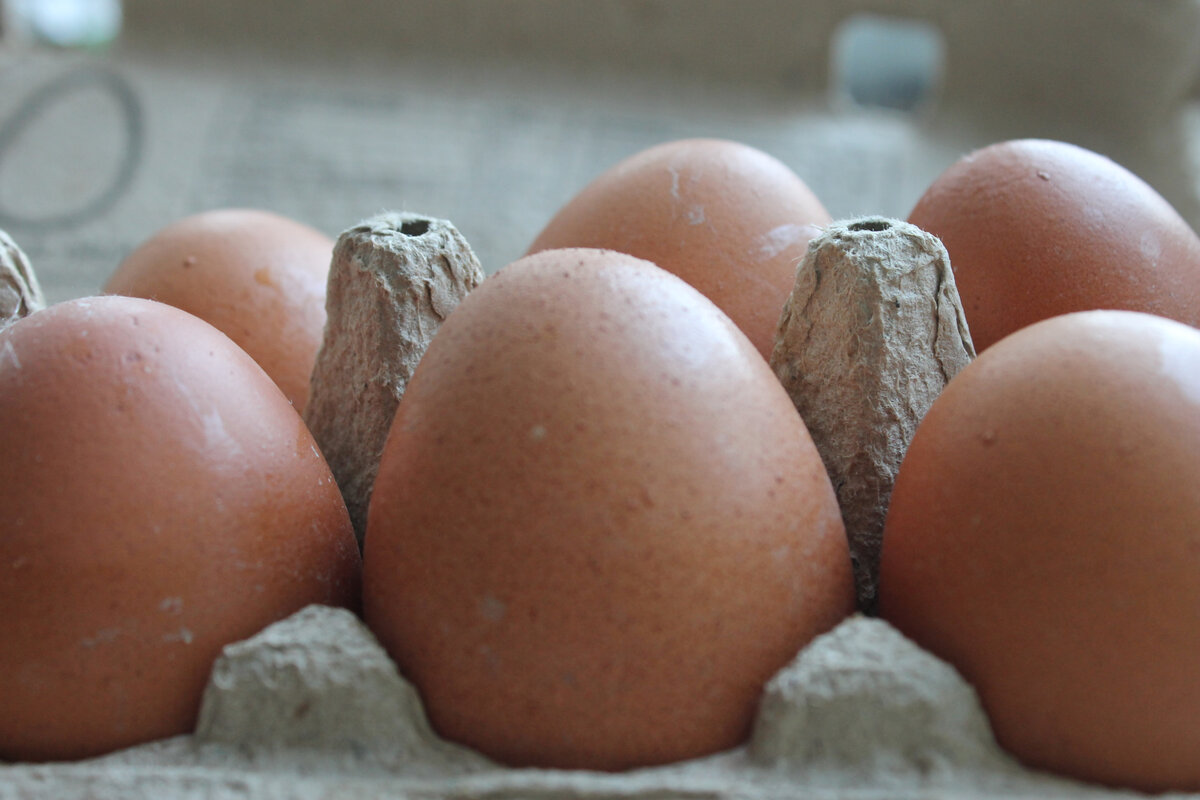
[526,138,830,360]
[878,310,1200,792]
[363,248,854,770]
[908,139,1200,352]
[105,209,333,412]
[0,296,361,762]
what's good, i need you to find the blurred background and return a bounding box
[2,0,1199,303]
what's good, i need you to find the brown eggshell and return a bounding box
[878,310,1200,792]
[105,208,333,412]
[0,296,361,762]
[908,138,1200,351]
[363,248,854,770]
[526,138,831,360]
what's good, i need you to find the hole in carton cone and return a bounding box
[849,219,892,232]
[400,219,431,237]
[831,13,944,113]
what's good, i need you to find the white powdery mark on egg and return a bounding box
[0,339,20,369]
[755,223,810,260]
[159,596,184,614]
[478,644,501,672]
[1140,230,1163,265]
[170,375,243,456]
[1159,328,1200,406]
[1082,204,1107,230]
[81,628,123,648]
[529,424,548,441]
[162,628,195,645]
[201,407,242,454]
[686,204,706,225]
[479,594,507,622]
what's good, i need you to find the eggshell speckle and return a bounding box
[527,139,830,360]
[879,309,1200,792]
[0,296,361,762]
[105,209,334,411]
[363,248,854,770]
[908,139,1200,351]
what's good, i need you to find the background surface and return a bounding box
[2,0,1199,304]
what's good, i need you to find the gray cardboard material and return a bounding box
[0,606,1176,799]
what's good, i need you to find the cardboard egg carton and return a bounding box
[0,606,1173,799]
[2,1,1200,797]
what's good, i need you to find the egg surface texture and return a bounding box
[908,138,1200,351]
[526,138,830,360]
[878,310,1200,792]
[363,248,854,771]
[0,296,361,762]
[104,208,333,412]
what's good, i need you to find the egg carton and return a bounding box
[1,604,1183,800]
